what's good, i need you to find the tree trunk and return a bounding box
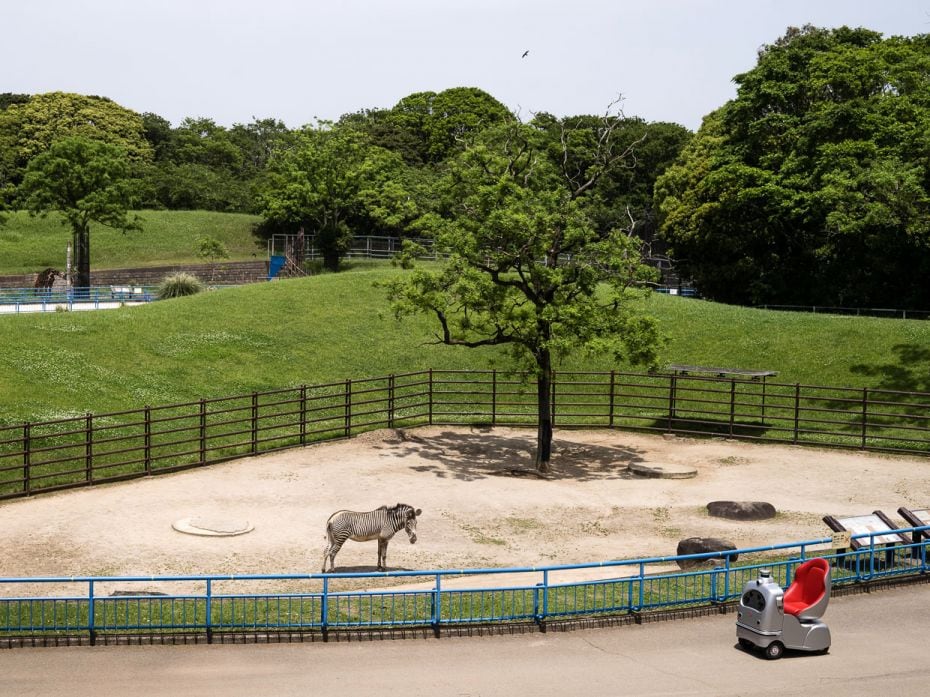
[73,225,91,294]
[322,248,341,272]
[534,349,553,474]
[318,221,345,272]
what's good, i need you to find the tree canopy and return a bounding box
[656,26,930,307]
[387,111,662,472]
[0,92,152,182]
[19,137,141,289]
[340,87,513,165]
[259,124,426,270]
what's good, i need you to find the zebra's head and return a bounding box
[397,503,422,544]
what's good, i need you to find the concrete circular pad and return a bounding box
[172,516,254,536]
[628,462,697,479]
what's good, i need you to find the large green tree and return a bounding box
[342,87,513,165]
[386,110,661,473]
[0,92,151,179]
[656,26,930,306]
[260,123,422,271]
[18,137,141,290]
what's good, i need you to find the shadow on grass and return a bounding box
[375,427,645,482]
[850,344,930,394]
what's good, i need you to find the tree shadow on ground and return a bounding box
[376,427,646,482]
[850,344,930,394]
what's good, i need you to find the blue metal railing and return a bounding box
[0,286,158,313]
[1,527,926,641]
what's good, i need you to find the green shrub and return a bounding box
[157,272,204,299]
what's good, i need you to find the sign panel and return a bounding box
[835,514,902,546]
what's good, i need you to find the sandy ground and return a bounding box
[1,426,928,594]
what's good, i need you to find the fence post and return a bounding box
[388,375,396,429]
[541,569,549,625]
[551,370,557,429]
[251,392,259,454]
[143,407,152,475]
[206,578,213,644]
[428,370,434,426]
[729,379,736,437]
[299,386,308,445]
[344,380,352,437]
[85,413,93,483]
[199,399,207,464]
[793,384,801,444]
[608,371,616,428]
[321,576,329,641]
[491,370,497,426]
[22,422,31,496]
[88,580,96,646]
[861,387,869,449]
[667,375,677,431]
[431,573,441,638]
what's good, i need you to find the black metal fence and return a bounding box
[2,369,930,500]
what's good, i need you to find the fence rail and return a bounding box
[3,369,930,500]
[755,304,930,320]
[1,528,927,642]
[0,286,159,314]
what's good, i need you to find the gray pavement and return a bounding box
[3,582,928,697]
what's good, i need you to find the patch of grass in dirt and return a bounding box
[504,517,542,531]
[461,524,507,546]
[717,456,750,466]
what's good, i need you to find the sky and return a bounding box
[2,0,925,131]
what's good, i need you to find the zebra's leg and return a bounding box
[377,538,387,571]
[323,536,344,573]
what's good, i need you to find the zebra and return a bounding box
[322,503,422,573]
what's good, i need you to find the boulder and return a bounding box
[706,500,776,521]
[676,537,738,569]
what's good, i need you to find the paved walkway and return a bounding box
[2,581,927,696]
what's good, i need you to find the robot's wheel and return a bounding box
[764,641,785,660]
[738,638,755,650]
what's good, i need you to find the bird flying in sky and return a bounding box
[522,50,529,58]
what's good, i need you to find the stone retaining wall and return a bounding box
[0,261,269,288]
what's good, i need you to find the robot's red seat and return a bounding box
[783,558,831,620]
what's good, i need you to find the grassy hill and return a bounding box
[0,210,264,275]
[2,267,929,426]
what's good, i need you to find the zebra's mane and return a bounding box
[380,503,410,511]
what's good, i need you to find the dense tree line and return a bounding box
[656,26,930,308]
[0,88,689,265]
[7,23,926,309]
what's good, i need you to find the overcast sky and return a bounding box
[3,0,924,131]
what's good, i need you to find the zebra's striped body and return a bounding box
[322,503,422,572]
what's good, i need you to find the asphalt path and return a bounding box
[3,582,928,697]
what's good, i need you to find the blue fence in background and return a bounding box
[1,528,926,643]
[0,286,157,313]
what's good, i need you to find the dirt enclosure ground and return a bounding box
[1,426,929,593]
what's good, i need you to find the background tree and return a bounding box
[260,123,423,271]
[534,113,691,258]
[656,26,930,306]
[0,93,29,111]
[0,92,151,182]
[386,109,662,473]
[344,87,514,166]
[18,137,141,290]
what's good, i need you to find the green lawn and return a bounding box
[2,267,929,426]
[0,210,264,275]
